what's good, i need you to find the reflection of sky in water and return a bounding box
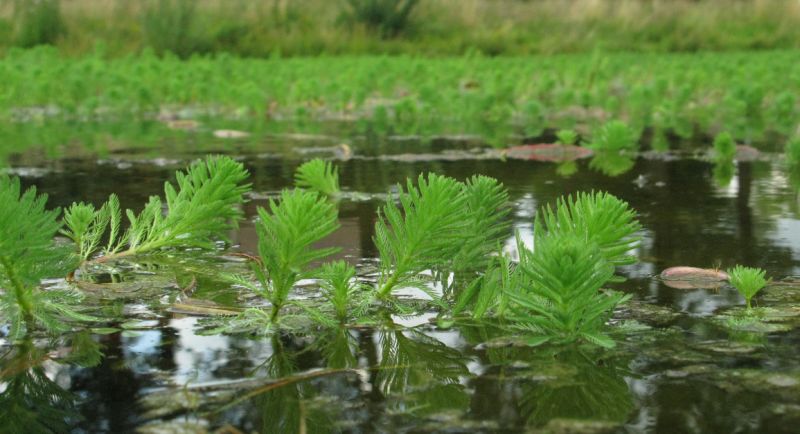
[673,287,743,316]
[122,317,275,384]
[770,218,800,274]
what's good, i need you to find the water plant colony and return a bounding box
[2,48,799,152]
[0,155,769,348]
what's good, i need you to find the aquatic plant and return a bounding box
[713,131,736,162]
[0,49,798,148]
[374,173,467,299]
[453,254,518,319]
[555,129,579,146]
[535,191,641,269]
[306,260,367,326]
[0,176,93,339]
[294,158,341,198]
[62,155,250,263]
[785,136,800,167]
[506,233,630,348]
[446,175,511,280]
[500,192,640,347]
[727,265,769,309]
[238,189,340,322]
[587,121,637,152]
[0,340,81,434]
[713,160,736,187]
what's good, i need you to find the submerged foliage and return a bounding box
[727,265,769,309]
[0,176,91,339]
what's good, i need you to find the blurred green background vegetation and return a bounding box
[1,0,798,57]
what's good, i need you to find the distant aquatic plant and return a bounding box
[588,121,637,152]
[727,265,769,309]
[295,158,340,198]
[63,156,251,263]
[556,129,578,146]
[785,136,800,167]
[0,176,93,339]
[713,131,736,162]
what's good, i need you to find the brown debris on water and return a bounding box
[660,266,729,289]
[505,143,593,162]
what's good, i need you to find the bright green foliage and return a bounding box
[713,160,736,187]
[454,254,519,319]
[448,176,510,276]
[727,265,769,309]
[556,129,579,146]
[713,131,736,162]
[2,51,800,150]
[123,155,250,253]
[295,158,340,197]
[588,121,637,152]
[252,189,340,321]
[74,156,251,261]
[314,261,365,325]
[61,201,113,261]
[785,137,800,167]
[0,342,79,434]
[506,233,630,348]
[0,176,91,339]
[535,191,641,268]
[374,173,467,298]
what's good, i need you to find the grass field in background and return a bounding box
[0,0,799,57]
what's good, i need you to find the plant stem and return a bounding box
[87,248,135,265]
[377,273,399,299]
[0,256,34,325]
[270,304,281,323]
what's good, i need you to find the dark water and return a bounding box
[2,138,800,434]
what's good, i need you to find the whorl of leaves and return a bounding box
[374,173,467,297]
[295,158,340,197]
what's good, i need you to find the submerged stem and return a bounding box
[0,256,34,325]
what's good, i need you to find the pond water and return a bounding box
[2,133,800,434]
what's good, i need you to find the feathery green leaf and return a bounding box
[295,158,340,197]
